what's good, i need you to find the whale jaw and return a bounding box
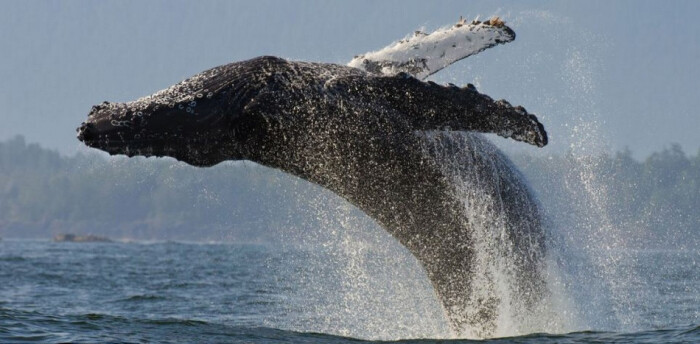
[76,102,240,167]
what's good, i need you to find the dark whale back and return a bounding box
[233,58,546,336]
[257,121,546,335]
[78,56,548,337]
[417,132,546,334]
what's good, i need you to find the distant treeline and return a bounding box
[0,136,698,248]
[0,136,319,242]
[510,145,699,250]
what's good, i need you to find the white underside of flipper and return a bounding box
[348,17,515,80]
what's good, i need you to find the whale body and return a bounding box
[77,18,548,337]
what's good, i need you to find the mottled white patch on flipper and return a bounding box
[348,17,515,80]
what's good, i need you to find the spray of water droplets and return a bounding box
[266,10,656,339]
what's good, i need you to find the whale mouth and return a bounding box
[77,125,163,159]
[77,121,155,156]
[77,120,237,167]
[77,94,243,166]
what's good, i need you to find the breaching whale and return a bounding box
[77,17,548,337]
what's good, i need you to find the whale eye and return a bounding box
[463,83,477,92]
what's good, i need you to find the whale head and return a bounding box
[76,58,293,167]
[77,97,242,167]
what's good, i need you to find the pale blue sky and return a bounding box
[1,0,698,157]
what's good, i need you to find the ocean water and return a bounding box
[0,240,697,343]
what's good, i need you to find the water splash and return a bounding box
[265,131,574,340]
[556,46,646,330]
[450,9,655,333]
[268,178,450,340]
[419,132,576,337]
[507,10,650,331]
[263,9,651,340]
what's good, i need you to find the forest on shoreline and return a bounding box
[1,135,697,249]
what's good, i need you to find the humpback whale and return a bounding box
[77,17,548,337]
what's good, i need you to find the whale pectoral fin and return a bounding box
[373,75,548,147]
[436,94,549,147]
[434,105,548,148]
[466,100,549,148]
[348,17,516,80]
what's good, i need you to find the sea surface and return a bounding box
[0,240,697,343]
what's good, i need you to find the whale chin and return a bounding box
[77,130,229,168]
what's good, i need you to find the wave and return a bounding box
[1,306,697,343]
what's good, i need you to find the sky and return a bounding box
[0,0,698,158]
